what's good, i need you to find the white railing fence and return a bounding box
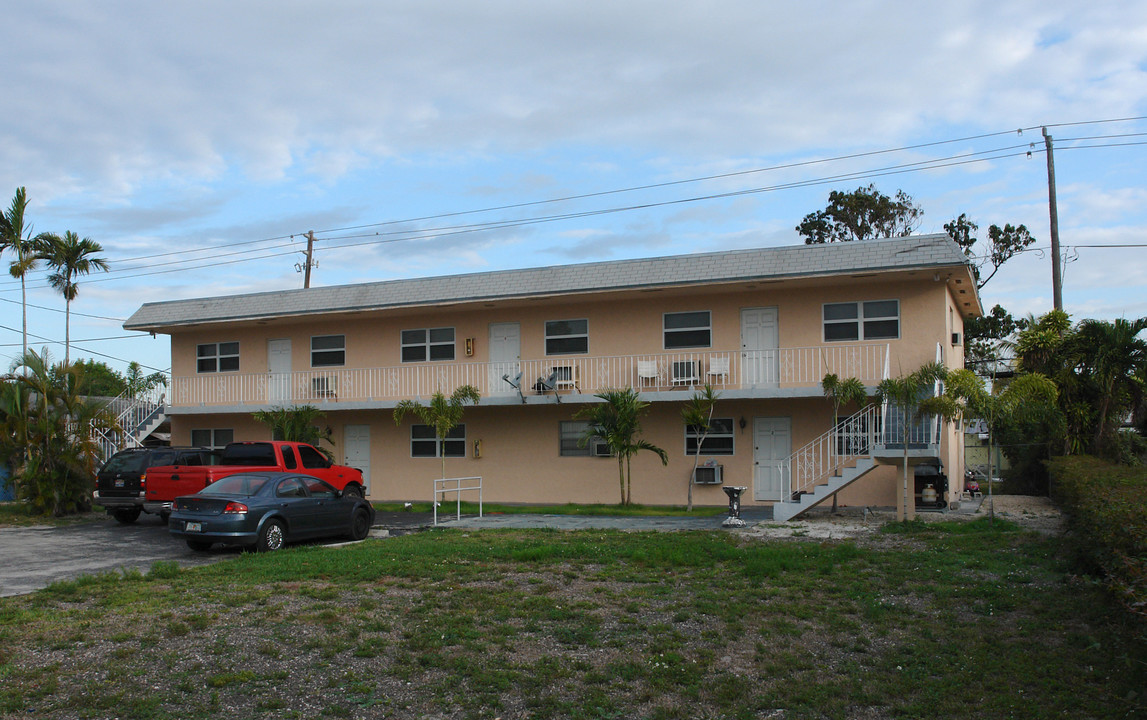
[433,476,483,525]
[90,379,170,463]
[787,403,881,500]
[171,345,889,407]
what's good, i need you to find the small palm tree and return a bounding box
[393,385,481,480]
[42,231,110,365]
[253,405,335,460]
[681,384,720,512]
[876,362,947,521]
[577,387,667,505]
[821,373,869,511]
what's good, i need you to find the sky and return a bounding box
[1,1,1145,378]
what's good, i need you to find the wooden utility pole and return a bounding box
[1043,128,1063,311]
[301,231,316,289]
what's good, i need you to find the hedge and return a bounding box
[1048,456,1147,618]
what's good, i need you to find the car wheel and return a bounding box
[186,539,213,552]
[348,508,371,540]
[257,519,286,552]
[342,484,363,499]
[113,507,142,525]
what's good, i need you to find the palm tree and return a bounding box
[821,373,869,512]
[0,188,51,362]
[42,230,110,365]
[253,405,335,460]
[576,387,667,505]
[393,385,481,480]
[1068,317,1147,456]
[681,385,720,512]
[876,362,947,521]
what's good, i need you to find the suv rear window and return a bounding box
[100,451,150,474]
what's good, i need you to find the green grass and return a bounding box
[0,522,1143,719]
[0,501,107,527]
[371,500,727,517]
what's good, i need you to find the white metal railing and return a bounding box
[169,345,889,407]
[787,403,881,500]
[90,379,170,462]
[433,476,483,525]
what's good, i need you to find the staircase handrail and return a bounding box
[88,377,170,463]
[786,403,880,501]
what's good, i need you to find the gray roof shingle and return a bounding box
[124,234,976,331]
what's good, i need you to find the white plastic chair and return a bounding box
[637,360,661,387]
[706,356,730,384]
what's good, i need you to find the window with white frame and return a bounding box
[196,342,239,373]
[559,420,592,456]
[823,300,900,342]
[664,311,711,349]
[545,319,588,355]
[401,328,455,362]
[311,335,346,367]
[190,428,234,451]
[410,423,466,458]
[684,418,735,455]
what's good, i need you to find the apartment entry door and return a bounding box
[741,307,779,387]
[753,417,791,502]
[343,425,371,495]
[268,339,292,403]
[489,322,521,396]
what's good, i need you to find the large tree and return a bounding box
[944,213,1036,290]
[42,230,110,365]
[0,187,51,361]
[796,184,922,244]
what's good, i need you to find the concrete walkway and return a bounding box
[432,507,773,531]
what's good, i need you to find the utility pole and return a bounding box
[296,231,317,289]
[1042,127,1063,312]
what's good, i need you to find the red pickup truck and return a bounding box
[144,441,365,518]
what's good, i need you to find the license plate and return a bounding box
[185,522,202,532]
[114,479,124,487]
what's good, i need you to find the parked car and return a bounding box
[145,441,365,520]
[94,446,216,524]
[169,472,375,552]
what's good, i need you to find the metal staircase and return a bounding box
[774,404,882,522]
[91,382,168,463]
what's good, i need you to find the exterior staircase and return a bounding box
[773,456,877,522]
[91,382,169,463]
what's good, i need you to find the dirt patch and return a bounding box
[742,495,1064,543]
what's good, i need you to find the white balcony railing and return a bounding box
[170,344,889,408]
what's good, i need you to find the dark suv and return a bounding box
[95,446,215,524]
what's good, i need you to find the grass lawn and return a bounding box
[0,520,1143,719]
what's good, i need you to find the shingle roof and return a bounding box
[124,234,976,331]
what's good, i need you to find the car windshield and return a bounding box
[200,474,269,496]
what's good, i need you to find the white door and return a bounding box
[268,339,292,402]
[344,424,371,495]
[741,307,779,387]
[489,322,521,396]
[753,417,791,502]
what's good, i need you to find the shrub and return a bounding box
[1048,456,1147,617]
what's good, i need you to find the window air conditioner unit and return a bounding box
[312,376,337,399]
[591,441,612,457]
[952,332,961,346]
[692,465,723,485]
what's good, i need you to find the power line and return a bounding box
[0,323,168,373]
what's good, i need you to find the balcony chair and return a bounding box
[637,360,661,387]
[706,356,730,385]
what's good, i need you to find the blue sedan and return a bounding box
[169,472,375,552]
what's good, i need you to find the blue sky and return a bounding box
[1,1,1145,376]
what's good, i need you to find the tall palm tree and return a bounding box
[393,385,481,480]
[42,230,110,365]
[0,188,51,362]
[821,373,869,512]
[1067,317,1147,456]
[876,362,947,521]
[577,387,667,505]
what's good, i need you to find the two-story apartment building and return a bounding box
[124,234,982,518]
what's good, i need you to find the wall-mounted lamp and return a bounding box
[465,338,475,356]
[739,416,747,431]
[473,439,482,459]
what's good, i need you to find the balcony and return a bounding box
[169,344,889,409]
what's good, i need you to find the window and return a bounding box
[410,423,466,458]
[401,327,455,362]
[823,300,900,342]
[190,428,234,452]
[664,311,711,349]
[196,342,239,373]
[684,418,735,455]
[298,445,330,469]
[559,420,592,457]
[276,477,307,498]
[545,319,588,355]
[311,335,345,367]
